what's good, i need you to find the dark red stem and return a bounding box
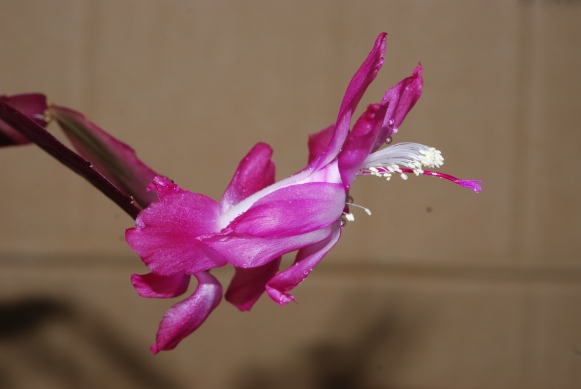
[0,101,141,219]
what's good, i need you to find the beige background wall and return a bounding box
[1,1,580,388]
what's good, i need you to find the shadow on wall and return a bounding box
[233,307,425,389]
[0,297,181,389]
[0,294,426,389]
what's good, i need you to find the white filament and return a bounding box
[362,142,444,177]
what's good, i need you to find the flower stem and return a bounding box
[0,101,141,219]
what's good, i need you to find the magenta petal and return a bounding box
[307,124,334,164]
[221,142,275,213]
[151,271,222,353]
[0,93,48,146]
[126,177,227,275]
[50,105,160,208]
[338,103,389,188]
[266,222,341,306]
[372,64,423,152]
[208,226,332,269]
[337,65,423,187]
[208,182,344,268]
[228,182,345,238]
[1,94,48,126]
[225,257,281,311]
[131,272,190,298]
[312,33,386,170]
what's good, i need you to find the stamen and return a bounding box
[346,202,372,215]
[362,142,444,176]
[358,142,482,192]
[368,167,381,177]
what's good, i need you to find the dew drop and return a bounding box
[384,136,392,145]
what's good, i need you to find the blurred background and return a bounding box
[1,0,580,388]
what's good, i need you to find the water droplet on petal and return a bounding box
[384,136,392,145]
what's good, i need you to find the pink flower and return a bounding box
[125,32,482,352]
[126,140,345,353]
[0,33,482,354]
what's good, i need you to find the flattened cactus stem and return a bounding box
[0,101,141,219]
